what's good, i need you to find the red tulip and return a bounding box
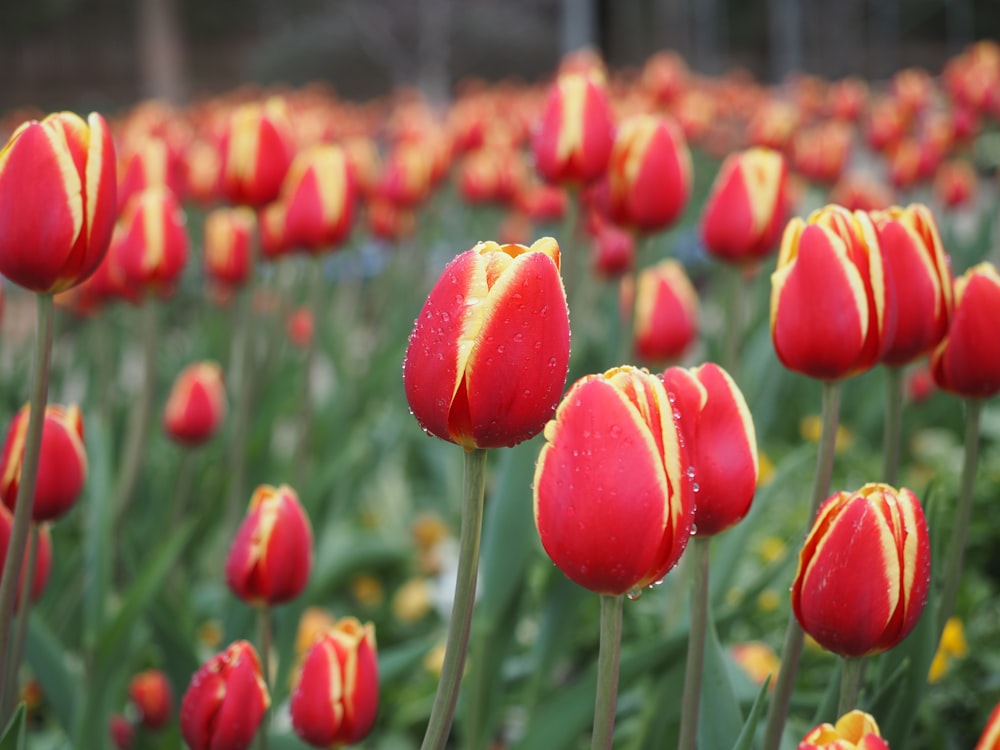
[631,259,699,364]
[931,262,1000,399]
[662,363,758,537]
[933,159,977,209]
[117,135,181,212]
[799,710,889,750]
[116,186,189,295]
[871,204,953,366]
[533,365,695,595]
[532,72,615,185]
[0,111,117,293]
[219,98,295,207]
[163,362,227,446]
[771,205,891,380]
[607,114,691,234]
[128,669,173,730]
[591,221,634,279]
[702,147,787,265]
[204,207,255,286]
[180,640,270,750]
[792,483,930,658]
[279,143,356,252]
[291,617,379,747]
[0,404,86,522]
[0,504,52,609]
[109,714,134,750]
[226,484,313,606]
[403,237,570,449]
[976,698,1000,750]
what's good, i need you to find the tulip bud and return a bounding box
[403,237,570,449]
[117,135,180,212]
[376,143,433,207]
[533,366,694,595]
[702,147,788,265]
[219,98,295,207]
[279,143,356,252]
[930,262,1000,399]
[934,159,977,209]
[204,207,255,286]
[0,404,86,522]
[291,618,379,747]
[0,111,117,293]
[871,204,953,366]
[591,221,634,279]
[792,483,930,658]
[771,205,890,380]
[532,72,615,185]
[163,362,227,446]
[0,504,52,609]
[180,640,270,750]
[662,363,758,536]
[117,186,189,295]
[976,699,1000,750]
[608,114,692,233]
[128,669,173,730]
[226,484,313,606]
[630,259,699,364]
[109,714,134,750]
[799,710,889,750]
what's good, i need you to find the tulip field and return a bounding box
[3,41,1000,750]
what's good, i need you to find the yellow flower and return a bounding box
[757,589,781,612]
[295,607,337,657]
[351,574,385,607]
[424,642,447,676]
[800,415,853,453]
[928,617,967,682]
[757,536,787,563]
[758,451,776,486]
[393,577,432,623]
[197,620,223,649]
[730,641,780,689]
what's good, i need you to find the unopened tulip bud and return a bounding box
[291,618,379,747]
[180,640,270,750]
[226,484,313,606]
[631,259,699,363]
[204,207,255,286]
[109,714,134,750]
[403,237,570,449]
[0,404,86,522]
[279,143,356,252]
[0,504,52,609]
[0,111,117,293]
[117,186,189,295]
[219,98,295,207]
[792,483,930,658]
[163,362,226,446]
[128,669,173,730]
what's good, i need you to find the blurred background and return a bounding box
[3,0,1000,112]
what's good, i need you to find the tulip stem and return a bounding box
[295,256,325,477]
[937,398,983,635]
[420,447,488,750]
[881,366,904,486]
[838,657,866,716]
[0,293,54,724]
[678,536,711,750]
[4,527,39,719]
[258,605,272,750]
[592,593,624,750]
[761,379,842,750]
[226,283,255,526]
[721,264,747,378]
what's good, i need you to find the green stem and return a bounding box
[936,398,983,635]
[295,257,325,477]
[420,448,489,750]
[112,300,159,522]
[722,264,748,378]
[258,606,271,750]
[226,283,255,525]
[592,594,624,750]
[761,379,842,750]
[881,366,904,486]
[837,657,866,717]
[678,536,711,750]
[4,526,39,718]
[0,293,54,723]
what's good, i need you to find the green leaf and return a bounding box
[82,415,114,651]
[698,617,744,750]
[25,613,79,735]
[730,676,772,750]
[0,703,26,750]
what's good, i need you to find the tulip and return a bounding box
[219,98,295,207]
[791,121,852,185]
[607,114,691,234]
[0,111,117,293]
[771,205,890,380]
[182,137,223,205]
[109,715,134,750]
[278,143,356,252]
[180,640,270,750]
[531,71,615,185]
[226,484,313,607]
[791,483,930,658]
[933,159,977,209]
[403,237,570,450]
[701,147,787,265]
[591,221,634,279]
[117,135,180,211]
[204,207,255,286]
[116,186,189,295]
[163,362,227,446]
[0,404,86,522]
[662,363,758,536]
[930,262,1000,399]
[0,505,52,609]
[533,365,695,595]
[871,204,952,366]
[976,699,1000,750]
[290,618,379,747]
[799,710,889,750]
[128,669,173,730]
[631,259,699,364]
[376,142,433,207]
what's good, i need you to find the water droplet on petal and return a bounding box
[626,588,643,601]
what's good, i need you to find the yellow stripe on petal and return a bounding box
[41,120,85,249]
[451,250,491,405]
[743,148,783,235]
[314,148,348,223]
[556,76,587,165]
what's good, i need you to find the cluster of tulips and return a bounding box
[0,35,999,750]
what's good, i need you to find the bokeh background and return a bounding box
[3,0,1000,112]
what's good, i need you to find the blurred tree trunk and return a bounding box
[137,0,187,103]
[768,0,802,81]
[606,0,649,67]
[419,0,452,106]
[656,0,694,64]
[561,0,597,55]
[693,0,726,74]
